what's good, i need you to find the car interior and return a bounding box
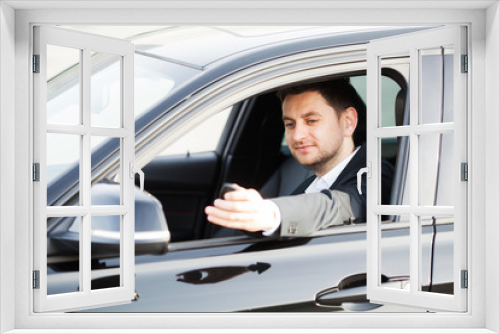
[140,71,409,242]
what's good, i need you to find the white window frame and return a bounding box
[33,25,137,312]
[366,26,468,312]
[1,2,497,333]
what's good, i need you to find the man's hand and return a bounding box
[205,185,279,232]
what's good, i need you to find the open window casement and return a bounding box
[33,26,138,312]
[366,26,467,312]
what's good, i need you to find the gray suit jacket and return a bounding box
[271,189,354,237]
[269,144,393,237]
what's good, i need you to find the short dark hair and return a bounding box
[276,78,366,146]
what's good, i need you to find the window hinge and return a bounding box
[33,270,40,289]
[33,163,40,182]
[461,54,468,73]
[461,270,468,289]
[461,162,468,182]
[33,54,40,73]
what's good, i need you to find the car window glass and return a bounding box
[134,55,196,118]
[159,107,232,156]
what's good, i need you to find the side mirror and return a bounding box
[48,182,170,261]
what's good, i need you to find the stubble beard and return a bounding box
[292,148,338,177]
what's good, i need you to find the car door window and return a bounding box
[158,107,232,156]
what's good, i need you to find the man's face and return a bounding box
[282,90,356,177]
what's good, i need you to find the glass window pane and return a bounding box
[380,55,410,127]
[420,45,454,125]
[420,215,433,292]
[47,216,81,295]
[134,54,177,118]
[91,136,122,206]
[380,137,396,206]
[349,75,366,104]
[47,45,81,125]
[381,136,410,206]
[159,107,232,156]
[47,133,80,206]
[420,216,454,295]
[91,215,121,290]
[380,215,411,291]
[381,77,406,127]
[419,133,454,206]
[436,133,455,206]
[419,133,439,206]
[91,52,122,128]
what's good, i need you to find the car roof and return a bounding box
[66,25,431,69]
[132,25,430,130]
[132,26,402,68]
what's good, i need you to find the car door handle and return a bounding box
[315,273,410,309]
[315,273,369,308]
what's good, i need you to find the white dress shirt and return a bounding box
[304,146,360,194]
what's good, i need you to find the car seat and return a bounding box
[259,153,314,198]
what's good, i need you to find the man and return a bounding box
[205,78,392,237]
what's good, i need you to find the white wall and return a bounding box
[485,2,500,333]
[0,2,16,333]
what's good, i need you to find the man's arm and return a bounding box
[271,189,353,237]
[205,186,354,237]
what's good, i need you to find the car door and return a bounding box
[140,107,234,241]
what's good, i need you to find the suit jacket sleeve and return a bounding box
[268,144,371,237]
[270,189,354,237]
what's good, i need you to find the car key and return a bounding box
[219,183,239,199]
